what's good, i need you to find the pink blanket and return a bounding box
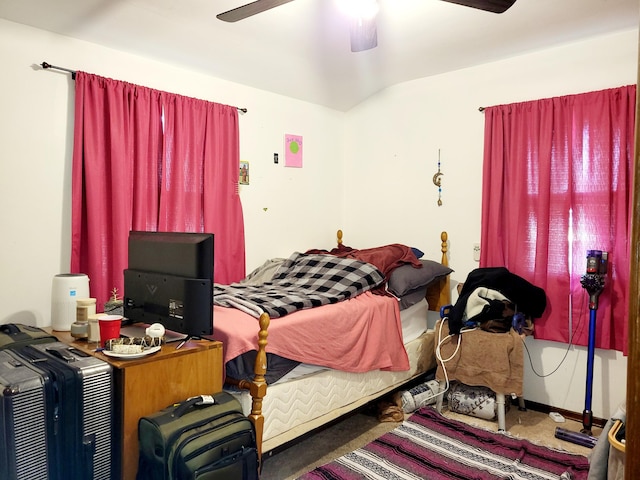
[212,291,410,373]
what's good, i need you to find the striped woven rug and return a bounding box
[298,407,590,480]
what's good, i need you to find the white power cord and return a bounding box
[434,318,478,399]
[402,317,478,412]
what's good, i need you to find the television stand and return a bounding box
[175,334,217,349]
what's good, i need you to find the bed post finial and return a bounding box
[337,229,343,245]
[440,231,449,268]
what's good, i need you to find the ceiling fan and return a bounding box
[217,0,517,52]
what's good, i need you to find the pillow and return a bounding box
[388,259,453,297]
[398,287,428,310]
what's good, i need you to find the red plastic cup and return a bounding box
[98,314,122,346]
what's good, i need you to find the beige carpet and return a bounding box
[260,404,600,480]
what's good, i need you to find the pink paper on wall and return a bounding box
[285,134,303,167]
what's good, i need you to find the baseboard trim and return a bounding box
[524,399,607,429]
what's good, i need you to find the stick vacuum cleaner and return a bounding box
[555,249,607,447]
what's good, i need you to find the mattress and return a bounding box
[231,313,437,453]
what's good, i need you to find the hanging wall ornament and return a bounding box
[432,149,443,206]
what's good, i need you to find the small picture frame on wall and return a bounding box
[285,134,303,168]
[239,160,250,185]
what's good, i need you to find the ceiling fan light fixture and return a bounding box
[349,16,377,52]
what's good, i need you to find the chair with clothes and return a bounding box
[434,267,547,431]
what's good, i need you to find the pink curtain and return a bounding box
[159,92,245,282]
[480,85,635,353]
[71,72,245,307]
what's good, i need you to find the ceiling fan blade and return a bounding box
[217,0,296,22]
[439,0,517,14]
[350,16,378,52]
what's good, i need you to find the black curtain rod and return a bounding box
[41,61,77,79]
[478,107,485,112]
[40,61,248,114]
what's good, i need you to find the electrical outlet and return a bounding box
[473,243,481,262]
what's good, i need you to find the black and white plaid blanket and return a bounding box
[213,252,385,318]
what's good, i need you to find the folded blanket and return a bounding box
[213,252,385,318]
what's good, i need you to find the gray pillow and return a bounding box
[388,259,453,297]
[398,287,428,310]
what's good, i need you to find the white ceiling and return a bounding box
[1,0,638,111]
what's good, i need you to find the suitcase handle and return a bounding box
[172,395,215,418]
[46,347,76,363]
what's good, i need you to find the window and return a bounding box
[70,72,245,307]
[480,85,635,353]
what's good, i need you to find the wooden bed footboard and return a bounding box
[241,230,450,463]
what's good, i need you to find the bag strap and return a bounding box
[0,323,21,335]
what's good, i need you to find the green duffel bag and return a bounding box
[137,391,258,480]
[0,323,58,350]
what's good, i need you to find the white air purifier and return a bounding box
[51,273,90,331]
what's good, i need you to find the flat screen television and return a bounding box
[123,231,214,338]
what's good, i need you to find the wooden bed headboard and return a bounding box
[427,231,451,311]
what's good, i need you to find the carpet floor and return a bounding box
[260,403,601,480]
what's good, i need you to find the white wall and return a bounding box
[343,29,638,419]
[0,18,345,327]
[0,17,634,419]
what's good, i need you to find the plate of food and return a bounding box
[103,345,161,359]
